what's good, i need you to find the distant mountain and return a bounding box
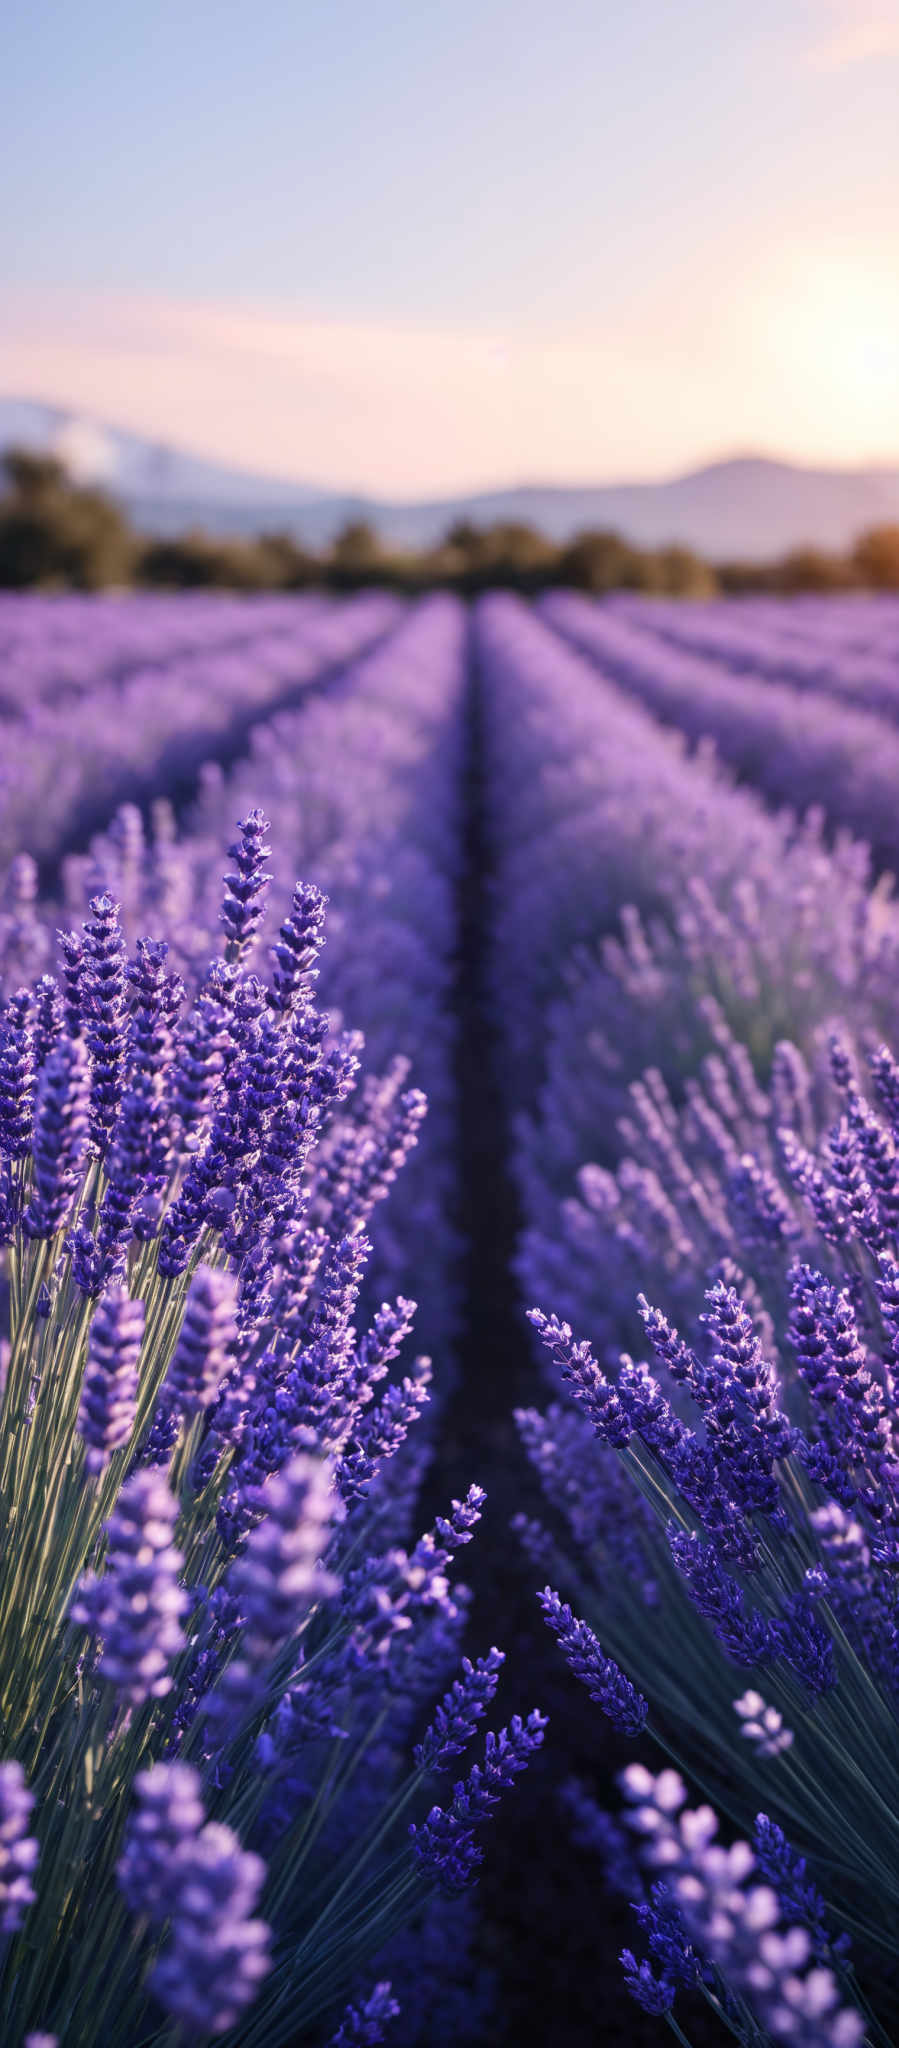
[2,399,899,561]
[0,399,327,512]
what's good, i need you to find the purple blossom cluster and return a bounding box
[619,1766,864,2045]
[0,802,543,2046]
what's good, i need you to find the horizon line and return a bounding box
[3,393,899,507]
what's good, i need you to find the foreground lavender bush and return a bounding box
[0,820,543,2046]
[5,596,467,1364]
[525,1029,899,2044]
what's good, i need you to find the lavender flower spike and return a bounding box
[538,1590,648,1736]
[327,1982,401,2047]
[269,879,327,1014]
[232,1453,338,1662]
[167,1264,239,1417]
[71,1469,188,1704]
[220,810,274,963]
[409,1711,548,1892]
[76,1288,146,1474]
[21,1035,90,1239]
[117,1763,207,1924]
[81,893,128,1154]
[414,1649,506,1772]
[149,1820,271,2036]
[0,1760,39,1933]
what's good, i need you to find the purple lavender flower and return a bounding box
[220,810,273,964]
[326,1982,400,2047]
[619,1947,677,2015]
[148,1820,271,2035]
[668,1530,775,1667]
[126,937,183,1082]
[81,893,128,1154]
[57,928,85,1035]
[620,1766,864,2048]
[775,1593,837,1699]
[754,1815,851,1965]
[76,1287,145,1473]
[117,1762,207,1922]
[527,1310,633,1446]
[538,1590,648,1735]
[95,1083,165,1270]
[231,1455,338,1656]
[0,1760,39,1933]
[0,989,35,1161]
[337,1359,432,1504]
[414,1649,506,1772]
[209,1455,338,1729]
[31,974,64,1068]
[71,1469,188,1704]
[22,1035,90,1239]
[269,879,327,1014]
[167,1264,239,1417]
[170,987,228,1137]
[409,1711,548,1892]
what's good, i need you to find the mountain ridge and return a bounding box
[2,397,899,561]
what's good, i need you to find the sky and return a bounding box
[2,0,898,496]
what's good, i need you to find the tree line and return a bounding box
[2,448,899,595]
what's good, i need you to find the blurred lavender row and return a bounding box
[541,588,899,870]
[616,590,899,716]
[0,591,399,866]
[474,592,899,1355]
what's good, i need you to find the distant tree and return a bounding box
[555,529,644,593]
[255,530,321,589]
[139,528,320,591]
[774,547,854,594]
[444,518,483,554]
[852,525,899,590]
[717,559,779,595]
[0,446,136,588]
[648,545,718,598]
[331,521,382,571]
[4,450,69,497]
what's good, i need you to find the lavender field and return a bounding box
[3,587,899,2048]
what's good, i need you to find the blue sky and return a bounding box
[2,0,898,491]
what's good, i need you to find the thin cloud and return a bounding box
[0,280,896,495]
[804,1,899,70]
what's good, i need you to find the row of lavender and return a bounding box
[542,589,899,873]
[0,592,399,867]
[617,592,899,713]
[0,595,554,2048]
[476,592,899,2046]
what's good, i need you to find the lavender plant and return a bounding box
[0,817,543,2046]
[9,596,467,1364]
[525,1030,899,2042]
